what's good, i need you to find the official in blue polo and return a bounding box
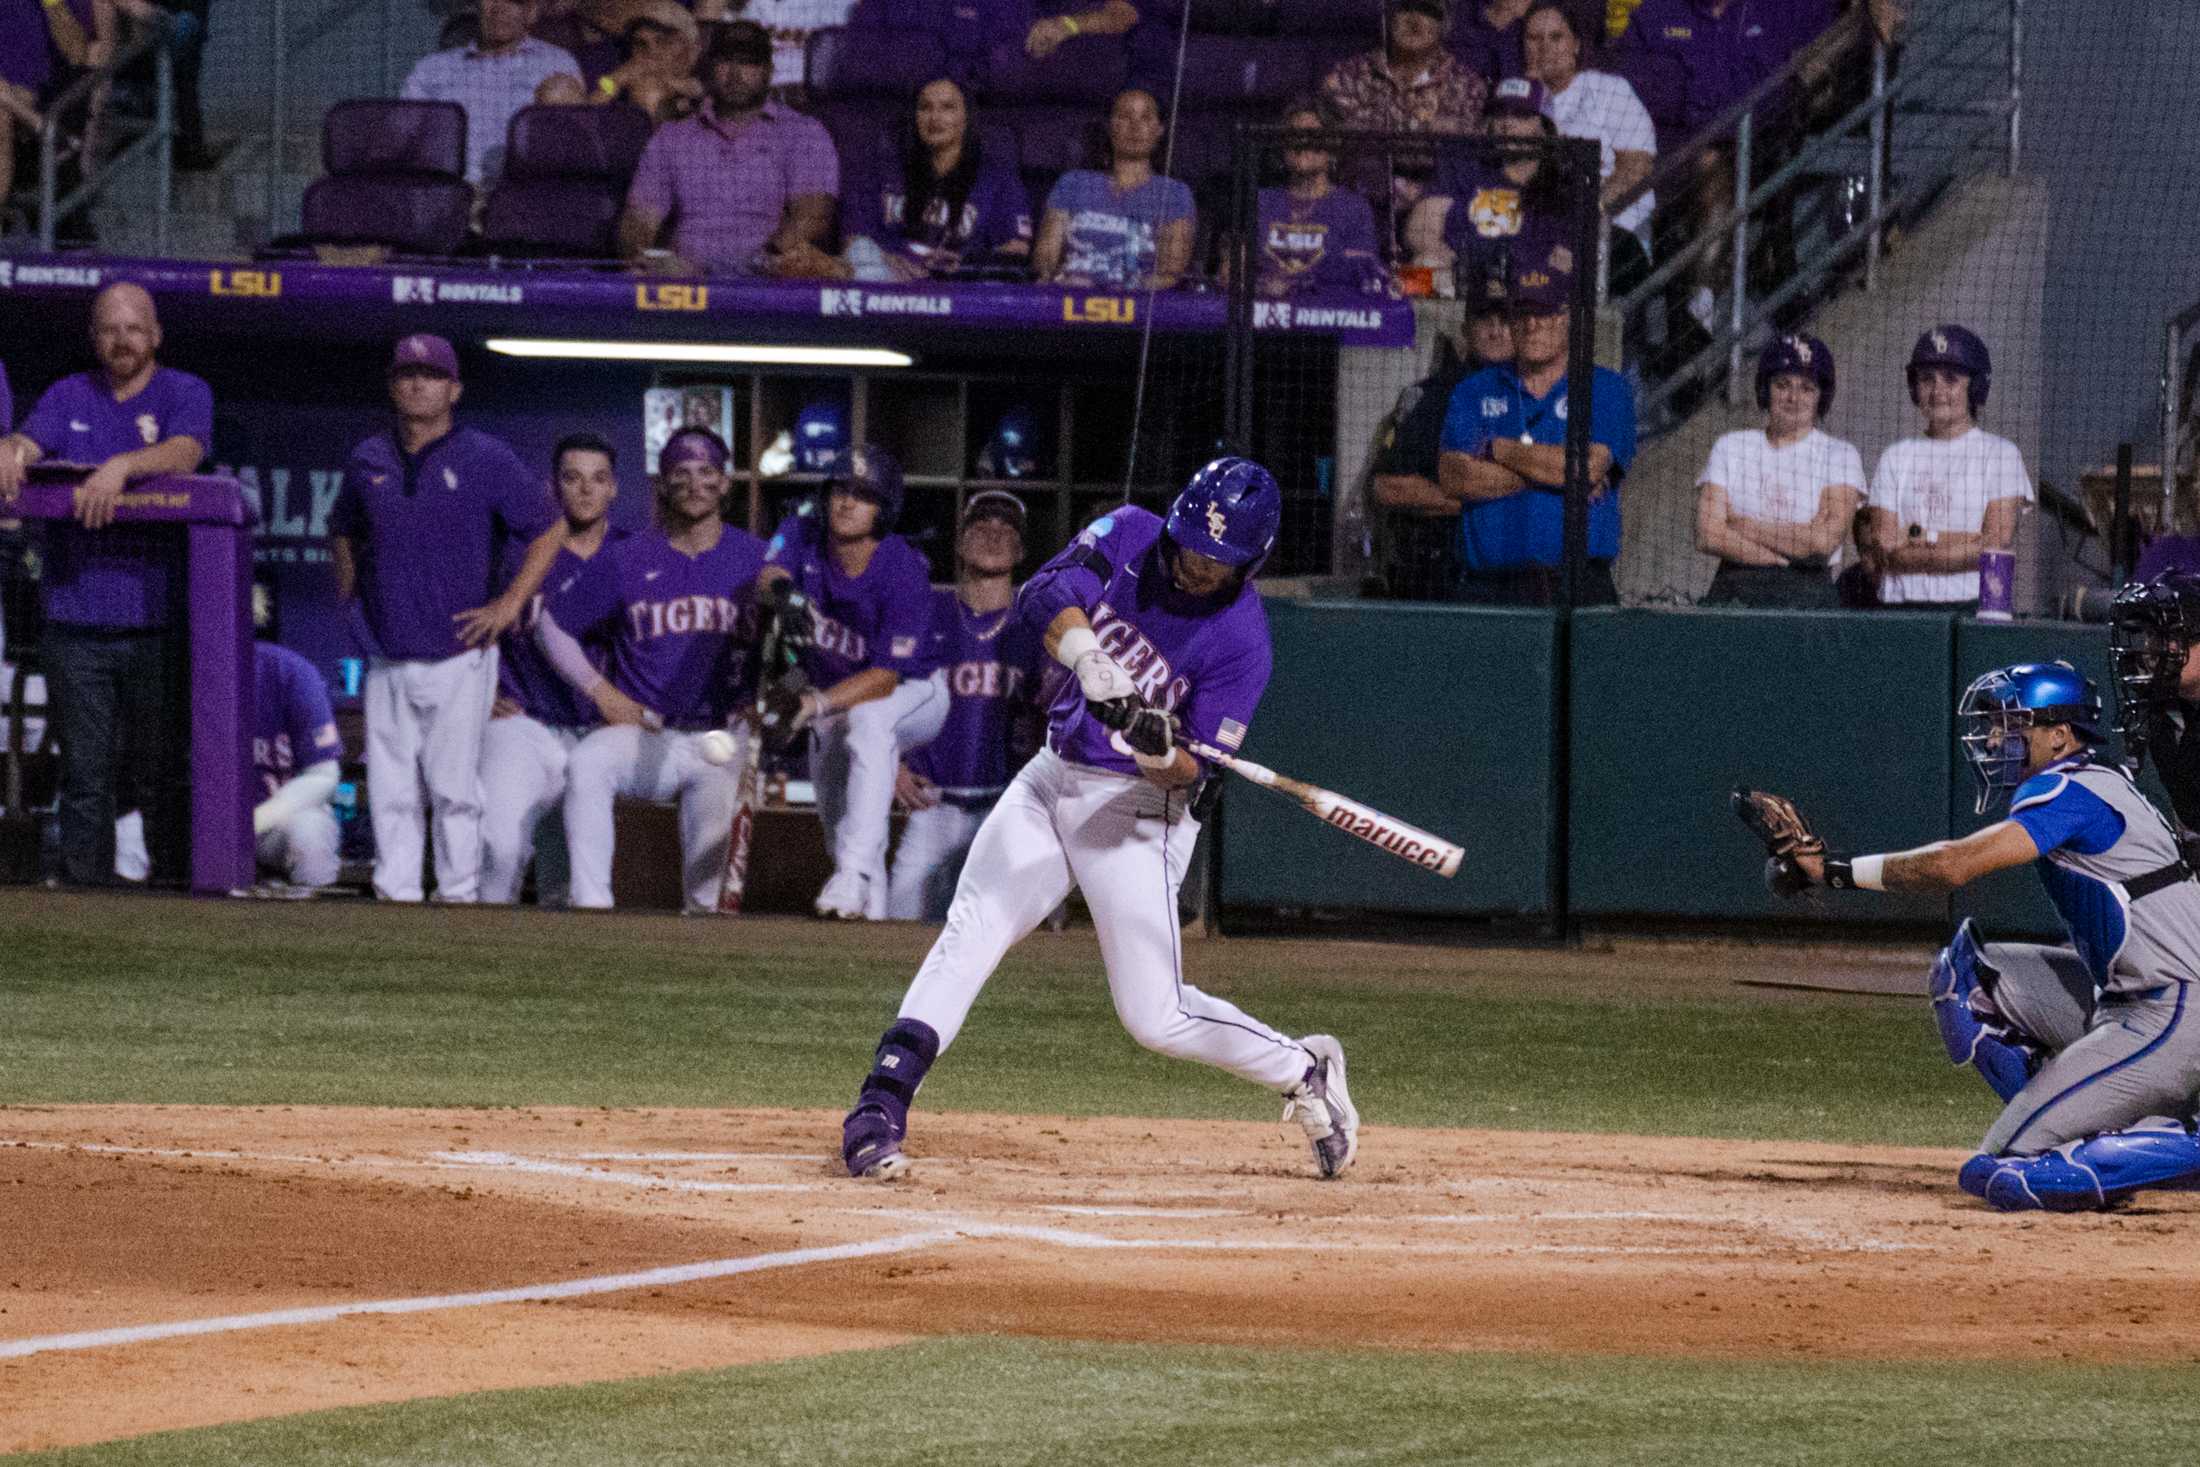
[1435,233,1635,605]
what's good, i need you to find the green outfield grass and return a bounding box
[19,1337,2200,1467]
[0,890,1984,1146]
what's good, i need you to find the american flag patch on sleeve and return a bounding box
[1217,718,1247,749]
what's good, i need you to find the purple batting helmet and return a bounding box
[1907,324,1991,412]
[1165,456,1282,580]
[823,442,904,532]
[1755,332,1835,415]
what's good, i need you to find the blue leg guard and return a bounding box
[1959,1125,2200,1212]
[1930,920,2036,1102]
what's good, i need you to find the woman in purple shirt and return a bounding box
[840,77,1032,281]
[1032,87,1195,291]
[1250,100,1386,297]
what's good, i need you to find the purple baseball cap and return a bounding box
[1487,77,1551,120]
[388,332,459,379]
[662,426,731,472]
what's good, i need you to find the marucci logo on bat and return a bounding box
[1324,807,1447,869]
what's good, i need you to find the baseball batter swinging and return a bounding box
[838,456,1360,1182]
[1738,661,2200,1210]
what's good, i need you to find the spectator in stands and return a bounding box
[1454,0,1532,86]
[1861,325,2032,612]
[1693,333,1863,608]
[0,284,211,887]
[1370,270,1514,599]
[737,0,859,96]
[1250,100,1385,297]
[1402,78,1564,292]
[1522,2,1655,293]
[327,334,554,903]
[402,0,581,191]
[0,359,11,665]
[1025,1,1140,59]
[1323,0,1489,139]
[839,77,1031,281]
[618,20,840,277]
[1436,234,1635,605]
[574,1,701,121]
[0,0,46,231]
[1032,87,1194,291]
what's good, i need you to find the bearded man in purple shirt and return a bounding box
[837,458,1361,1184]
[1,284,212,886]
[757,444,947,921]
[538,427,768,913]
[328,334,553,904]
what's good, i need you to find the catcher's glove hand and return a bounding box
[758,680,823,753]
[1731,787,1825,899]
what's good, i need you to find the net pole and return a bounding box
[1560,138,1602,612]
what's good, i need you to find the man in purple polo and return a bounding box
[617,20,839,277]
[328,334,552,903]
[0,284,212,886]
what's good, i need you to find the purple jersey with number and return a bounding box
[253,642,343,800]
[498,532,629,728]
[1017,506,1273,778]
[904,587,1043,791]
[551,525,767,728]
[328,425,554,661]
[20,367,214,630]
[764,508,938,688]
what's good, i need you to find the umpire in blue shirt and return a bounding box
[1436,232,1636,606]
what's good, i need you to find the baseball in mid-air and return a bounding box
[698,729,740,766]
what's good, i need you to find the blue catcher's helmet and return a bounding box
[978,406,1041,480]
[822,442,904,533]
[793,397,851,473]
[1907,324,1992,412]
[1956,660,2102,813]
[1756,332,1835,415]
[1164,456,1283,580]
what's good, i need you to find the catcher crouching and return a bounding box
[1734,660,2200,1211]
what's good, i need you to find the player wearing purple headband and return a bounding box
[534,427,769,913]
[756,444,946,921]
[885,491,1045,921]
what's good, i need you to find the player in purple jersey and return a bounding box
[538,428,769,913]
[2,284,212,887]
[251,638,346,892]
[328,334,553,903]
[886,491,1045,920]
[757,444,948,920]
[838,457,1361,1182]
[478,433,628,907]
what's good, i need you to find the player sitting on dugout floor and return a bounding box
[1737,661,2200,1211]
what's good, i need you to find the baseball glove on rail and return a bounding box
[1731,787,1825,898]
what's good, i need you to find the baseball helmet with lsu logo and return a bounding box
[821,442,905,532]
[1907,324,1992,412]
[1165,456,1282,579]
[1756,332,1835,415]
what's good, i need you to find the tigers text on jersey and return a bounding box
[551,525,767,728]
[764,508,937,687]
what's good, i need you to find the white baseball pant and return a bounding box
[896,748,1310,1090]
[364,649,499,903]
[886,796,993,921]
[479,713,581,906]
[257,805,341,887]
[811,669,950,918]
[563,723,748,913]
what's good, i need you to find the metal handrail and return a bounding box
[36,27,174,253]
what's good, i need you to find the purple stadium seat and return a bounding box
[997,105,1105,179]
[1141,0,1283,35]
[1174,34,1313,104]
[479,104,654,257]
[320,99,467,179]
[807,25,949,99]
[975,34,1128,104]
[301,173,473,255]
[1275,0,1382,38]
[502,103,653,180]
[1164,111,1239,187]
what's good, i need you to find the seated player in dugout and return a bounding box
[1436,231,1636,606]
[753,445,946,921]
[1737,662,2200,1211]
[247,585,346,894]
[1693,334,1866,609]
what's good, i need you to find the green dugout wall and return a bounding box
[1218,601,2121,936]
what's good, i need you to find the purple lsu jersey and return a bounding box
[764,508,937,688]
[1017,506,1273,778]
[551,524,767,728]
[905,588,1044,792]
[498,532,629,728]
[254,641,343,799]
[328,425,554,662]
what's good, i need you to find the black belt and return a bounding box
[2125,859,2196,900]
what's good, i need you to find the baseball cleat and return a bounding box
[1283,1034,1359,1179]
[842,1103,908,1180]
[814,870,866,921]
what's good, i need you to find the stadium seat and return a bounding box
[976,34,1129,105]
[1275,0,1384,38]
[995,104,1105,189]
[299,99,472,257]
[1172,34,1314,105]
[1141,0,1285,35]
[480,104,654,258]
[807,24,950,100]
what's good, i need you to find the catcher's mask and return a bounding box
[1957,661,2102,814]
[2109,574,2200,762]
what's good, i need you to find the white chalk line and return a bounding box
[434,1151,818,1195]
[0,1229,958,1361]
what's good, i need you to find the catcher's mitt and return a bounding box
[1731,787,1825,898]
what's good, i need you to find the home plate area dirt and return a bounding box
[5,1104,2200,1452]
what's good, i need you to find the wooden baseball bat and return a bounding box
[1181,738,1463,878]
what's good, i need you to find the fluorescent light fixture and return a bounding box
[485,339,914,368]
